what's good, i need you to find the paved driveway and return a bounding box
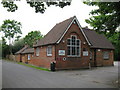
[2,60,119,88]
[0,60,2,89]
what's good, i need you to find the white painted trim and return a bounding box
[57,18,75,44]
[47,46,52,56]
[67,35,81,57]
[56,16,91,46]
[75,17,91,45]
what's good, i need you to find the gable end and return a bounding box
[56,16,91,46]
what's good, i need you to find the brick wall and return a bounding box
[21,54,33,63]
[102,49,114,66]
[55,23,90,70]
[29,45,55,69]
[89,49,95,67]
[15,54,21,62]
[95,49,114,66]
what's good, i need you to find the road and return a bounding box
[0,60,2,89]
[2,60,119,88]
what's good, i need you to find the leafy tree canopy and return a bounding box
[12,38,25,54]
[24,30,43,47]
[0,19,22,54]
[0,19,22,45]
[108,31,120,60]
[83,2,120,37]
[1,0,71,13]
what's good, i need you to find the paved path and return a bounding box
[2,60,119,88]
[0,60,2,89]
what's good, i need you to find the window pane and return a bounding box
[67,46,70,55]
[47,46,52,56]
[77,47,80,55]
[72,39,75,45]
[72,47,75,55]
[67,39,70,45]
[67,35,81,56]
[77,40,80,46]
[72,36,76,40]
[103,52,109,59]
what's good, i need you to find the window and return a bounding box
[67,35,80,57]
[47,46,52,56]
[103,52,109,60]
[28,54,30,60]
[36,47,40,56]
[83,48,89,56]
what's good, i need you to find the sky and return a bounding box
[0,0,98,38]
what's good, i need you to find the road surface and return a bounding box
[2,60,118,88]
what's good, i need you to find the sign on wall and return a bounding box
[83,51,88,56]
[59,50,65,55]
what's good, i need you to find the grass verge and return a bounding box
[3,59,50,71]
[17,62,50,71]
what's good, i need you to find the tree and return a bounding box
[1,37,10,58]
[0,19,22,53]
[24,31,43,47]
[83,2,120,37]
[1,0,71,13]
[108,31,120,61]
[12,38,25,54]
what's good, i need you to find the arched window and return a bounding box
[67,35,81,57]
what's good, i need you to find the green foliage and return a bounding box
[84,2,120,36]
[1,37,10,58]
[1,1,71,13]
[108,32,120,61]
[1,1,18,12]
[84,2,120,61]
[24,31,43,47]
[12,38,25,54]
[0,19,22,45]
[0,19,22,55]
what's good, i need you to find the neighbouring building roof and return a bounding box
[34,16,114,49]
[83,28,115,49]
[21,48,34,54]
[15,45,29,55]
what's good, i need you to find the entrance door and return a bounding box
[20,54,22,62]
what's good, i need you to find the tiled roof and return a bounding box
[15,45,29,54]
[21,48,34,54]
[34,16,74,47]
[83,28,114,49]
[34,16,114,49]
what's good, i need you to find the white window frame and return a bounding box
[36,47,40,56]
[103,51,109,60]
[67,35,81,57]
[28,54,31,60]
[47,46,52,56]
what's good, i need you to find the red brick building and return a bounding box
[15,45,34,63]
[16,16,114,70]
